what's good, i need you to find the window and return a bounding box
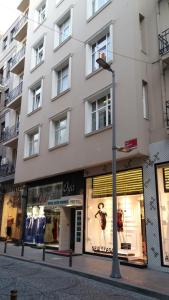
[139,14,146,52]
[86,25,112,75]
[34,1,46,28]
[28,80,42,113]
[6,58,12,79]
[49,111,70,149]
[38,3,46,23]
[31,37,45,69]
[87,0,110,18]
[54,9,72,49]
[24,127,40,158]
[85,89,112,133]
[52,56,71,98]
[142,80,149,119]
[57,65,69,94]
[2,37,8,50]
[10,27,15,43]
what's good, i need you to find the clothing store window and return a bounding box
[85,168,147,265]
[157,165,169,266]
[0,193,22,240]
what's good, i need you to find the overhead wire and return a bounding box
[0,1,159,66]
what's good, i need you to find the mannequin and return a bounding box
[6,215,14,239]
[95,202,107,246]
[36,206,46,244]
[117,208,126,247]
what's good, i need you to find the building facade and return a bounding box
[0,0,168,271]
[0,1,29,242]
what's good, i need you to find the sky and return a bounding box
[0,0,20,34]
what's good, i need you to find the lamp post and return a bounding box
[96,54,121,278]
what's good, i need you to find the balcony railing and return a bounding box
[1,124,19,143]
[6,82,23,105]
[166,100,169,128]
[15,12,28,35]
[0,163,15,177]
[11,47,26,69]
[159,28,169,56]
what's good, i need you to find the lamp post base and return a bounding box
[111,259,122,279]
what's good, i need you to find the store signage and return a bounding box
[63,182,75,194]
[125,138,137,149]
[48,198,82,207]
[92,246,113,254]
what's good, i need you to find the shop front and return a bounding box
[85,168,147,266]
[0,190,23,241]
[24,171,84,253]
[156,164,169,267]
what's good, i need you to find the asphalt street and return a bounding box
[0,256,157,300]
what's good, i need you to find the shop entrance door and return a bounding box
[74,210,83,254]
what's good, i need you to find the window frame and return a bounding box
[142,80,149,120]
[54,8,73,50]
[31,36,45,70]
[85,87,112,134]
[49,110,70,149]
[24,126,40,158]
[87,0,111,20]
[28,79,43,114]
[51,56,71,99]
[86,24,113,76]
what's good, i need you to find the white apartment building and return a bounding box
[0,0,169,272]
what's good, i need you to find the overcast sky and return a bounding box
[0,0,20,34]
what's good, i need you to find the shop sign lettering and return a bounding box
[92,246,113,254]
[63,182,75,195]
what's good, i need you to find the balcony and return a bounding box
[0,163,15,182]
[17,0,29,13]
[10,47,25,75]
[14,13,28,42]
[159,28,169,63]
[6,82,23,110]
[0,77,8,91]
[2,125,19,148]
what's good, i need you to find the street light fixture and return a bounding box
[96,53,121,279]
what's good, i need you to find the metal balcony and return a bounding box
[2,125,19,148]
[159,28,169,63]
[6,82,23,110]
[10,47,25,75]
[14,13,28,42]
[0,77,8,91]
[0,163,15,182]
[17,0,29,13]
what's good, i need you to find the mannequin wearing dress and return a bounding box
[95,202,107,246]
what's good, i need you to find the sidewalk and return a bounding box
[0,242,169,300]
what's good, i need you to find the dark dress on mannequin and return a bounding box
[117,210,123,232]
[95,211,107,230]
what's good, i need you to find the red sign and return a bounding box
[125,138,137,149]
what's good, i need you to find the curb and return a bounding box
[1,254,169,300]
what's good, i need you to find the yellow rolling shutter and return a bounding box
[92,168,143,198]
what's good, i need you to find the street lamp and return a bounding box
[96,54,121,278]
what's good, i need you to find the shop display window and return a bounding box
[85,168,147,265]
[157,166,169,266]
[24,205,60,246]
[1,193,22,240]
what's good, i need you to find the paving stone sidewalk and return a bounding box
[0,256,157,300]
[0,242,169,299]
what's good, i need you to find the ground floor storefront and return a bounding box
[24,171,84,254]
[143,138,169,272]
[84,163,147,267]
[0,181,23,242]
